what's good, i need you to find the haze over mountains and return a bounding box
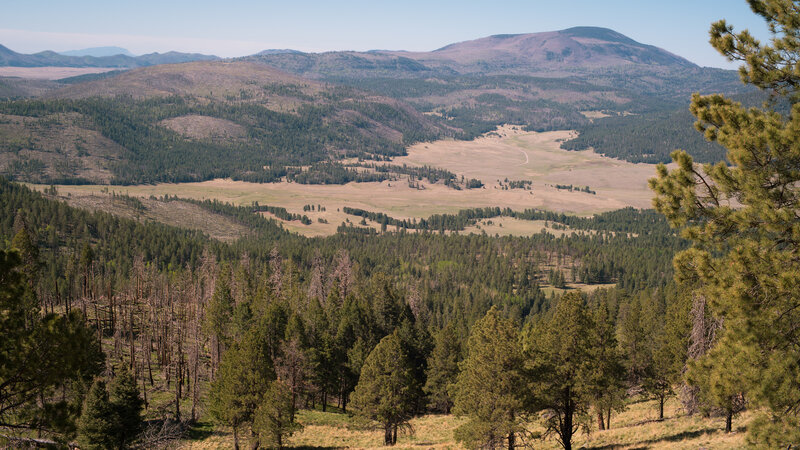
[0,26,749,184]
[59,46,135,57]
[0,44,218,68]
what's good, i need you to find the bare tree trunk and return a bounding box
[682,293,724,416]
[140,361,149,410]
[384,423,392,446]
[597,409,605,430]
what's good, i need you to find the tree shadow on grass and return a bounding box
[587,427,722,450]
[289,446,343,450]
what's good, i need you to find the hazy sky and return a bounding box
[0,0,772,69]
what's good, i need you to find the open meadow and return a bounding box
[35,127,661,238]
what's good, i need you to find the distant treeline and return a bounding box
[561,107,728,164]
[341,205,671,235]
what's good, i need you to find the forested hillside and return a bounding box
[0,177,692,447]
[0,62,451,184]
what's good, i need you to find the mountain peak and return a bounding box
[425,27,695,71]
[559,26,638,45]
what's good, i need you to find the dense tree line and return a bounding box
[561,106,728,163]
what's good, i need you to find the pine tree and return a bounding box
[76,379,118,450]
[109,365,143,447]
[0,249,104,438]
[395,315,431,414]
[587,300,626,430]
[649,1,800,443]
[208,328,273,450]
[452,307,527,449]
[686,343,748,432]
[253,380,303,448]
[351,331,416,446]
[11,211,39,292]
[526,292,597,450]
[205,264,234,372]
[424,323,462,413]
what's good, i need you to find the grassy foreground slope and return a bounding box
[182,397,749,449]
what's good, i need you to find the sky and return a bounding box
[0,0,773,69]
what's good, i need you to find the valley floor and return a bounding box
[32,126,662,238]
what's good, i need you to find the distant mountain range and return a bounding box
[245,27,699,79]
[0,44,218,68]
[59,46,135,57]
[3,27,695,72]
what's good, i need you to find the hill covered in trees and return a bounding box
[0,176,704,448]
[0,62,453,184]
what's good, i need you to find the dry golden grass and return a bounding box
[575,396,750,450]
[180,397,750,449]
[180,410,465,450]
[463,217,578,238]
[397,126,659,213]
[160,115,246,140]
[580,110,612,119]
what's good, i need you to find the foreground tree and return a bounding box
[253,380,303,449]
[0,249,104,441]
[686,344,748,432]
[526,292,597,450]
[351,331,416,446]
[650,0,800,443]
[109,365,144,447]
[587,301,626,430]
[208,328,273,450]
[424,323,461,413]
[76,380,117,450]
[452,307,527,449]
[352,332,416,445]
